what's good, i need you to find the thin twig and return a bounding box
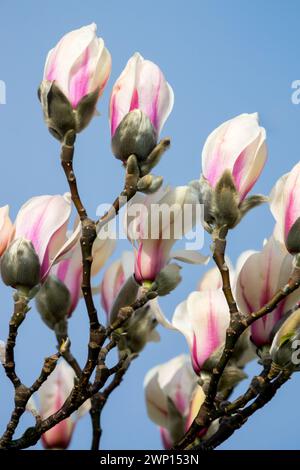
[197,370,291,450]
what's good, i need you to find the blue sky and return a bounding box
[0,0,300,450]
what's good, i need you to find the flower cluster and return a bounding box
[1,22,300,451]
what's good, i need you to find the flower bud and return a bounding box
[110,52,173,162]
[35,275,71,334]
[118,305,159,354]
[14,193,73,281]
[270,307,300,370]
[154,263,182,296]
[202,113,267,202]
[144,355,198,448]
[40,23,111,140]
[126,186,208,285]
[1,238,40,290]
[270,162,300,254]
[111,109,157,162]
[236,236,297,348]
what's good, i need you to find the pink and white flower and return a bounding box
[110,52,174,138]
[202,113,267,201]
[270,162,300,253]
[13,193,74,280]
[30,361,90,450]
[100,251,134,317]
[44,23,111,109]
[50,231,115,316]
[125,187,208,284]
[0,205,14,257]
[144,355,200,449]
[172,290,230,374]
[236,236,298,347]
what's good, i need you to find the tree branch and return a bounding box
[175,232,300,450]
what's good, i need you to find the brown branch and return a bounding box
[197,370,291,450]
[3,293,30,388]
[61,129,105,394]
[0,352,60,448]
[106,290,158,336]
[90,354,132,450]
[60,130,87,221]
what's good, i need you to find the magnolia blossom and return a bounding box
[125,187,208,284]
[144,355,201,448]
[270,162,300,253]
[100,251,134,317]
[50,232,115,316]
[0,205,14,257]
[110,52,174,138]
[28,361,90,450]
[13,193,76,280]
[172,290,230,374]
[236,237,298,347]
[44,23,111,109]
[202,113,267,201]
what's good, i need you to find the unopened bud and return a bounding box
[270,307,300,370]
[154,264,182,296]
[285,217,300,254]
[38,81,99,141]
[1,238,40,290]
[36,275,71,333]
[137,174,163,194]
[111,109,157,162]
[109,275,140,324]
[213,170,240,229]
[118,305,159,354]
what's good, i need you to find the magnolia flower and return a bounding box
[28,361,90,450]
[54,233,115,316]
[44,23,111,108]
[144,355,200,448]
[37,232,116,326]
[40,24,111,138]
[270,162,300,254]
[49,243,82,317]
[125,187,208,284]
[91,235,116,278]
[12,193,75,281]
[172,291,230,374]
[100,251,134,317]
[236,237,298,347]
[202,113,267,202]
[110,52,174,161]
[0,206,13,257]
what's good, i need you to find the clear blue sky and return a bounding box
[1,0,300,450]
